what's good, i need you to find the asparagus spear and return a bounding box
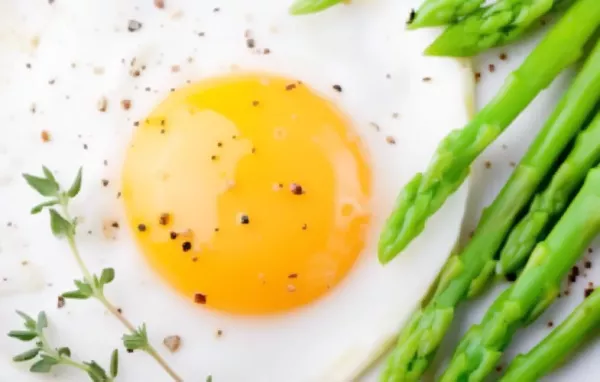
[378,0,600,264]
[407,0,486,28]
[289,0,342,15]
[500,287,600,381]
[499,109,600,276]
[380,26,600,382]
[440,166,600,382]
[425,0,571,57]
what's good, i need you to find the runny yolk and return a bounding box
[122,73,372,315]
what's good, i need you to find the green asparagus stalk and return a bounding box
[499,109,600,276]
[407,0,486,28]
[500,287,600,381]
[439,166,600,382]
[378,0,600,264]
[425,0,570,57]
[289,0,342,15]
[380,25,600,382]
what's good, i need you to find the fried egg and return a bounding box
[0,0,472,381]
[122,73,372,315]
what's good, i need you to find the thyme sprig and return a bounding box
[8,310,118,382]
[22,167,182,381]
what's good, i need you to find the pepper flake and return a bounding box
[194,293,207,304]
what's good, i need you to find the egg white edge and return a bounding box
[320,57,475,382]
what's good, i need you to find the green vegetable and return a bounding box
[378,0,600,264]
[289,0,343,15]
[407,0,486,28]
[440,166,600,381]
[425,0,569,57]
[501,287,600,381]
[380,16,600,382]
[23,167,183,382]
[499,109,600,275]
[8,311,118,381]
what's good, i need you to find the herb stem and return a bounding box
[95,268,182,381]
[60,199,183,382]
[37,328,61,362]
[67,235,94,283]
[37,330,56,358]
[145,346,183,382]
[98,295,136,332]
[61,357,93,374]
[60,203,94,284]
[38,329,99,378]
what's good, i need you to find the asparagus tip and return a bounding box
[288,2,310,15]
[405,20,423,30]
[424,40,458,57]
[378,246,393,265]
[407,12,447,29]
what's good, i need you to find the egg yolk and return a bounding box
[122,73,372,315]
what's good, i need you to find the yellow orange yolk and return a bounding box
[122,74,372,315]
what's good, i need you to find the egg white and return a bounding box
[0,0,472,381]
